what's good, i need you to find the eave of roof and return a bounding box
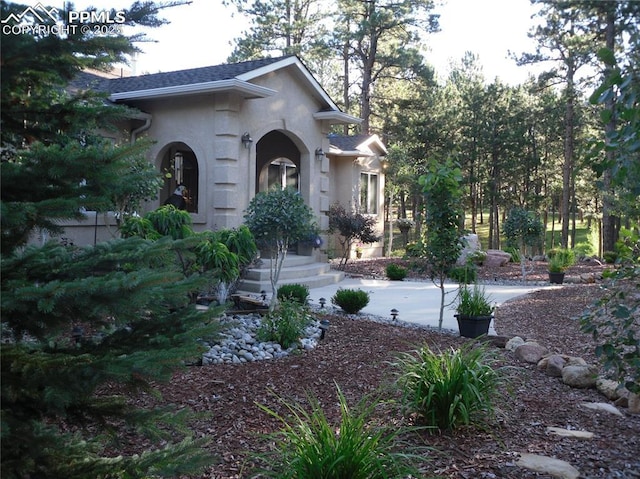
[328,147,375,157]
[108,79,276,102]
[313,111,362,125]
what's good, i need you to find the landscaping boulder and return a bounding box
[515,342,548,364]
[485,249,512,267]
[457,233,481,266]
[562,365,598,388]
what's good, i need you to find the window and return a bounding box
[360,172,378,214]
[267,159,299,191]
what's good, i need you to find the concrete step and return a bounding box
[237,259,344,293]
[243,262,332,282]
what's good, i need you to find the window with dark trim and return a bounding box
[360,172,378,214]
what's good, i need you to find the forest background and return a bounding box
[216,0,639,257]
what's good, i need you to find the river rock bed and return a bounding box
[201,313,324,365]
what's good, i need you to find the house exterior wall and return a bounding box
[48,67,337,255]
[329,154,386,259]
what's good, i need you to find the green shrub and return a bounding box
[331,288,370,314]
[466,250,487,265]
[547,255,566,273]
[385,263,407,281]
[503,246,520,263]
[603,250,618,264]
[394,344,503,431]
[257,300,312,348]
[548,248,576,268]
[404,241,427,258]
[574,241,595,258]
[254,384,421,478]
[456,283,493,317]
[277,283,310,304]
[448,264,477,284]
[580,264,639,394]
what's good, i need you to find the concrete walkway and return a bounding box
[307,278,551,333]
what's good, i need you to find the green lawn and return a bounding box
[384,215,597,256]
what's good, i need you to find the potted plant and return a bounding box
[454,284,494,338]
[547,255,566,284]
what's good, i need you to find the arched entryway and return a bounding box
[159,143,199,213]
[255,131,300,194]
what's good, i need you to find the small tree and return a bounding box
[419,159,464,329]
[244,188,317,308]
[502,207,544,282]
[328,203,381,266]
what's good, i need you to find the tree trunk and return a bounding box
[342,39,350,135]
[601,6,619,252]
[561,58,575,249]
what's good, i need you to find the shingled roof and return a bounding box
[69,55,360,125]
[107,56,290,94]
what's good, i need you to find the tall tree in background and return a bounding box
[575,0,640,251]
[447,53,486,233]
[1,2,216,477]
[520,1,596,248]
[334,0,439,133]
[223,0,333,62]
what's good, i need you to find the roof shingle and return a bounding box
[107,56,291,94]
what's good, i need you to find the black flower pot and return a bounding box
[548,272,565,284]
[455,314,493,338]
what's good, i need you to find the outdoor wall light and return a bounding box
[315,147,325,161]
[390,308,399,321]
[319,319,330,339]
[319,297,326,308]
[241,132,253,149]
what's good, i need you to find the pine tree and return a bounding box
[1,2,217,477]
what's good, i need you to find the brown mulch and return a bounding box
[150,259,640,478]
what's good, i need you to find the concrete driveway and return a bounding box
[308,278,551,333]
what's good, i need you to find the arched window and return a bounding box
[161,146,198,213]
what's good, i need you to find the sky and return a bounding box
[11,0,545,85]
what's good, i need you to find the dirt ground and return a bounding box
[145,258,639,478]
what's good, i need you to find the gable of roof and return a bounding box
[329,133,388,157]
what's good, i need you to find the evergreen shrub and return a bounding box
[404,241,427,258]
[277,283,310,304]
[331,288,370,314]
[385,263,407,281]
[258,300,312,348]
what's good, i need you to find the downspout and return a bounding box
[130,112,152,144]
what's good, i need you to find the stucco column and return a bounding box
[211,93,244,229]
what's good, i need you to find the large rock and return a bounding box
[545,354,566,377]
[515,342,548,364]
[580,402,623,417]
[516,453,580,479]
[562,365,598,388]
[485,249,512,267]
[457,233,481,266]
[596,378,623,400]
[505,336,525,352]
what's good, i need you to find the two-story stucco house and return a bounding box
[62,55,387,268]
